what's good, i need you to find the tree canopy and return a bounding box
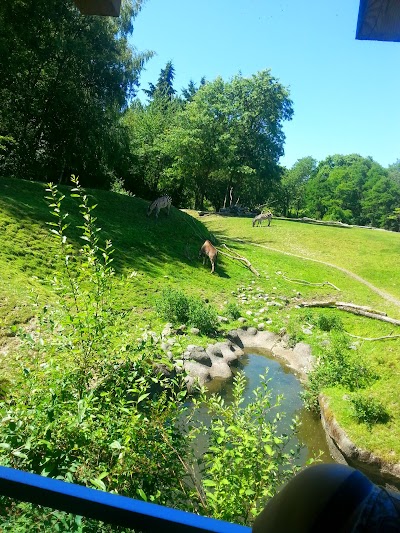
[274,154,400,230]
[124,69,293,210]
[0,0,149,186]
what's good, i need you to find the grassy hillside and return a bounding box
[0,177,399,465]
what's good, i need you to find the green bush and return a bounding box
[156,288,218,335]
[187,296,218,335]
[189,371,302,524]
[350,393,389,427]
[156,287,190,324]
[303,332,376,411]
[315,312,343,332]
[224,302,241,320]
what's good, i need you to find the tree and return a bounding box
[388,159,400,186]
[0,0,150,186]
[181,77,206,103]
[161,71,293,209]
[143,60,177,101]
[302,154,400,228]
[279,157,317,217]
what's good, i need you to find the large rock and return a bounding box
[183,360,211,390]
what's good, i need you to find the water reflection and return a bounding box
[206,350,334,465]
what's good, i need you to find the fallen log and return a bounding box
[300,301,400,326]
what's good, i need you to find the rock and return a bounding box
[208,356,232,379]
[190,327,200,335]
[183,360,211,387]
[292,342,315,375]
[238,317,247,323]
[217,316,229,323]
[186,346,212,366]
[162,323,173,338]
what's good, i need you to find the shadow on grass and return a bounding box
[0,178,230,279]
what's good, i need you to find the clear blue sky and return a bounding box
[130,0,400,170]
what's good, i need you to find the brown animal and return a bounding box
[199,240,218,273]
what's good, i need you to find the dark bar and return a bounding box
[0,466,250,533]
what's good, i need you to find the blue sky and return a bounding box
[130,0,400,170]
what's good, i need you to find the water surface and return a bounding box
[206,350,334,465]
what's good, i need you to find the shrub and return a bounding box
[187,296,218,335]
[156,288,218,335]
[224,302,241,320]
[350,393,389,427]
[110,176,133,196]
[188,371,303,524]
[315,312,343,332]
[303,332,376,411]
[156,287,190,324]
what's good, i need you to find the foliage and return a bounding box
[303,332,376,411]
[304,310,343,332]
[156,288,218,335]
[0,180,192,528]
[0,0,150,186]
[189,372,301,524]
[124,70,293,209]
[143,60,177,101]
[300,154,400,228]
[110,177,134,197]
[278,157,317,217]
[349,393,389,428]
[161,71,293,210]
[224,302,242,320]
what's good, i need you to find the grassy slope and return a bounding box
[0,177,399,463]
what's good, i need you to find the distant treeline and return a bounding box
[278,155,400,231]
[1,1,399,230]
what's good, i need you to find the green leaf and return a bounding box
[90,478,106,491]
[137,488,147,501]
[12,450,28,459]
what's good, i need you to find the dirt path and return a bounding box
[231,238,400,309]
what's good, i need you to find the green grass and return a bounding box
[196,213,400,311]
[0,177,399,464]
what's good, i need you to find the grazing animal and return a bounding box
[199,240,218,273]
[147,195,172,218]
[252,211,272,227]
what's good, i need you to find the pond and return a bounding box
[205,349,334,465]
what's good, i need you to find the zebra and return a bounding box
[199,240,218,273]
[252,211,272,227]
[147,195,172,218]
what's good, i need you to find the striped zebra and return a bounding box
[252,211,272,227]
[147,195,172,218]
